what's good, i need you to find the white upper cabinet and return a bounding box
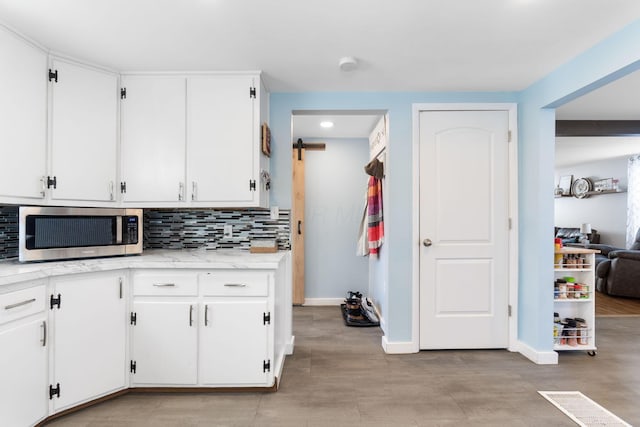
[187,75,256,206]
[120,73,268,207]
[0,26,47,201]
[49,58,118,202]
[0,22,269,208]
[120,75,187,204]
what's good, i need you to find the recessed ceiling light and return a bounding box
[320,121,334,128]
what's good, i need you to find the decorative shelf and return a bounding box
[555,189,625,198]
[585,189,626,196]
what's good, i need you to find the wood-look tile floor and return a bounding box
[46,306,640,426]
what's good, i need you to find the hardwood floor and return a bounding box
[595,291,640,317]
[45,306,640,426]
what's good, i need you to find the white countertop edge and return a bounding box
[0,249,290,289]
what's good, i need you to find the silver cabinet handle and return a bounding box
[4,298,36,310]
[224,283,247,287]
[178,182,184,201]
[153,283,175,287]
[119,277,123,299]
[423,238,433,247]
[189,304,193,326]
[204,304,209,326]
[191,181,197,201]
[109,181,115,201]
[40,176,46,198]
[41,321,47,347]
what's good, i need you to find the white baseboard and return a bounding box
[381,336,419,354]
[285,336,295,355]
[516,341,558,364]
[303,298,343,306]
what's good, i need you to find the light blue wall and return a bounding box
[517,18,640,351]
[271,18,640,350]
[304,137,369,299]
[270,92,516,342]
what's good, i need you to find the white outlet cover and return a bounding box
[270,206,279,220]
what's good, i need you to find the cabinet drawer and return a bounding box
[133,272,198,296]
[200,271,269,297]
[0,285,46,325]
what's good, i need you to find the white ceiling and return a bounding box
[555,68,640,120]
[556,137,640,168]
[292,111,383,140]
[1,0,639,93]
[555,56,640,167]
[2,1,639,142]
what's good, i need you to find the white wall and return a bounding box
[304,137,370,299]
[555,155,630,247]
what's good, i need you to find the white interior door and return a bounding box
[419,110,510,349]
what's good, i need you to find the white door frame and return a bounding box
[411,103,519,353]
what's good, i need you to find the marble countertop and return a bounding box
[0,249,289,288]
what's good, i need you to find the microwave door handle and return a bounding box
[116,217,122,244]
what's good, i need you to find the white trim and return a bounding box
[516,341,558,365]
[379,317,387,335]
[49,52,120,75]
[506,105,520,351]
[381,336,419,354]
[0,19,49,53]
[284,336,295,355]
[411,103,519,353]
[120,70,263,76]
[303,298,343,306]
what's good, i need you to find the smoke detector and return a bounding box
[339,56,358,72]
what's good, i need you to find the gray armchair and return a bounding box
[592,229,640,298]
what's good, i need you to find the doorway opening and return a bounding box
[290,110,387,313]
[554,70,640,316]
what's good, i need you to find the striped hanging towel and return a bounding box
[367,176,384,255]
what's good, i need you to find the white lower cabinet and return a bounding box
[0,254,291,424]
[49,271,127,412]
[131,301,198,385]
[200,299,269,385]
[131,269,276,387]
[0,283,48,427]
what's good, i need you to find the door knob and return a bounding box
[423,238,432,247]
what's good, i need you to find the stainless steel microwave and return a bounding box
[19,206,143,262]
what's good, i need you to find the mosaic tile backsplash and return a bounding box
[0,206,18,259]
[0,207,291,259]
[144,208,291,251]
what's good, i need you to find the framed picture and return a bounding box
[559,175,573,196]
[593,178,613,192]
[261,123,271,157]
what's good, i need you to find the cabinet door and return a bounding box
[51,272,126,411]
[50,59,118,202]
[200,299,269,385]
[0,318,48,427]
[131,301,197,385]
[0,27,47,200]
[187,75,255,204]
[121,76,186,203]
